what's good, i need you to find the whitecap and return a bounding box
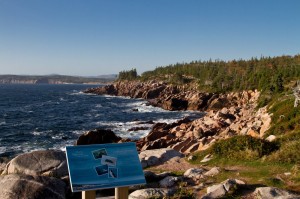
[95,104,103,108]
[72,130,85,135]
[32,131,41,136]
[0,146,6,154]
[0,121,6,126]
[102,95,131,100]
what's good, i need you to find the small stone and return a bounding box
[201,154,213,163]
[265,135,276,142]
[187,155,196,161]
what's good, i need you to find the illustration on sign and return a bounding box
[66,142,146,192]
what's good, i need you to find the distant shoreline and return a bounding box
[0,74,117,85]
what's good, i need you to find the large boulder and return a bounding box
[0,174,66,199]
[162,98,188,111]
[2,150,68,178]
[129,188,174,199]
[76,129,121,145]
[202,179,245,199]
[254,187,300,199]
[139,148,184,168]
[159,176,179,188]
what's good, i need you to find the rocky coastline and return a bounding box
[1,80,298,198]
[85,80,272,154]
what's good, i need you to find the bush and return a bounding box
[211,136,279,161]
[267,140,300,164]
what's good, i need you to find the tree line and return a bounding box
[138,55,300,94]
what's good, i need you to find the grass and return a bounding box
[189,148,300,193]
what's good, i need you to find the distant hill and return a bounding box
[0,74,117,84]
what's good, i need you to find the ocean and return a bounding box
[0,84,202,158]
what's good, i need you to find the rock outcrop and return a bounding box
[254,187,300,199]
[2,150,68,178]
[139,148,184,168]
[0,174,66,199]
[86,81,272,155]
[76,129,121,145]
[129,188,174,199]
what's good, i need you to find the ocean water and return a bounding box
[0,84,203,158]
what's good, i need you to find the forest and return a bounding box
[119,55,300,95]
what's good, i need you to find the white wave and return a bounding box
[32,131,41,136]
[51,135,62,140]
[69,91,95,96]
[59,97,66,101]
[0,121,6,126]
[95,104,103,108]
[32,130,53,136]
[0,146,6,154]
[154,118,181,124]
[72,130,85,135]
[103,95,131,99]
[95,120,153,139]
[124,101,169,113]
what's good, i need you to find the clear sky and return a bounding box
[0,0,299,76]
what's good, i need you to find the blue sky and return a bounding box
[0,0,299,76]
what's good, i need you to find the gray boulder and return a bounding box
[159,176,179,188]
[204,167,221,177]
[139,148,183,168]
[0,174,66,199]
[254,187,300,199]
[129,188,174,199]
[202,179,245,199]
[184,168,205,179]
[2,150,68,178]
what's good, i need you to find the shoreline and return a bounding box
[85,80,271,154]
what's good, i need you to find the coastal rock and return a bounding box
[2,150,68,178]
[139,148,184,168]
[204,167,221,177]
[202,179,245,199]
[184,168,205,180]
[129,188,174,199]
[0,174,66,199]
[159,176,179,188]
[254,187,300,199]
[162,98,188,111]
[76,129,121,145]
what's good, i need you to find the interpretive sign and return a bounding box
[65,142,146,192]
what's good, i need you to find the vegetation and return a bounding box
[118,68,138,80]
[139,55,300,93]
[211,135,279,160]
[190,135,300,192]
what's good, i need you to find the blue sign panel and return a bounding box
[65,142,146,192]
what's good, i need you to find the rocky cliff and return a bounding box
[85,80,272,154]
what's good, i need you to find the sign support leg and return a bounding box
[82,190,96,199]
[115,187,129,199]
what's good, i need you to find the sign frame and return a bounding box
[65,142,146,192]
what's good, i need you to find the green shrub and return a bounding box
[267,140,300,164]
[211,135,279,161]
